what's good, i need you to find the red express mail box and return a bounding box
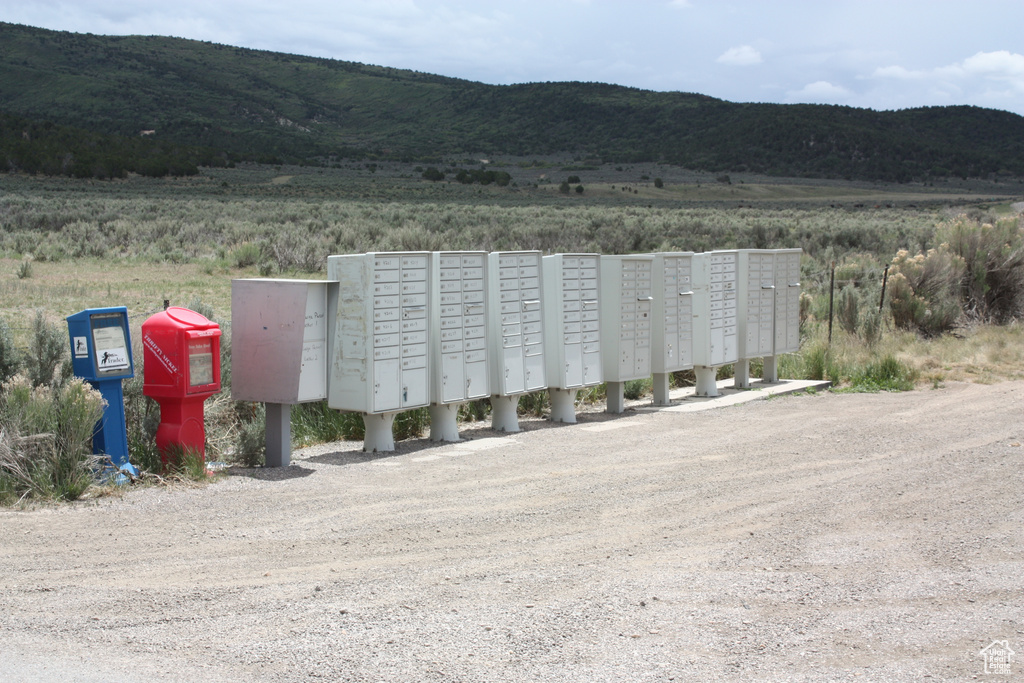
[142,307,222,399]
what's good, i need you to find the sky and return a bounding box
[3,0,1024,116]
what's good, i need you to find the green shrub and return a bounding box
[847,355,918,392]
[233,404,265,468]
[394,408,429,441]
[292,401,365,444]
[518,391,549,417]
[161,444,208,479]
[888,247,964,336]
[623,377,652,400]
[25,311,70,388]
[231,242,263,268]
[837,285,859,335]
[16,259,33,279]
[0,319,21,384]
[458,399,489,423]
[939,215,1024,323]
[0,375,105,503]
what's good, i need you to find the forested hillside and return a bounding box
[2,21,1023,181]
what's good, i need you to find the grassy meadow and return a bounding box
[1,161,1022,490]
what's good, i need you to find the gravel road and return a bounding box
[1,381,1022,682]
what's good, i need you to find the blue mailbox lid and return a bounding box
[67,306,134,381]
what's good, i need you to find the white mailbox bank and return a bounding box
[487,251,546,432]
[231,279,331,467]
[691,250,739,396]
[327,252,433,451]
[650,252,695,405]
[429,251,489,441]
[769,248,802,381]
[733,248,802,387]
[734,249,776,388]
[542,253,602,423]
[599,254,654,413]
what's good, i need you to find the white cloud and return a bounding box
[866,50,1024,110]
[717,45,762,67]
[788,81,851,103]
[668,0,692,7]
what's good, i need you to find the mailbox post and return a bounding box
[66,306,137,477]
[142,307,221,468]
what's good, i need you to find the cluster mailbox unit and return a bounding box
[231,279,331,466]
[732,248,802,387]
[769,248,802,381]
[650,252,695,405]
[429,251,489,442]
[735,249,777,388]
[599,254,655,413]
[542,253,602,423]
[220,247,802,463]
[487,251,546,432]
[691,250,739,396]
[327,252,433,452]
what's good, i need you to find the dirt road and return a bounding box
[1,381,1022,682]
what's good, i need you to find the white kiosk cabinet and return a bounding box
[231,279,332,467]
[428,251,489,442]
[691,250,738,396]
[650,252,695,405]
[327,252,432,451]
[734,249,776,388]
[769,248,802,380]
[599,254,655,413]
[542,253,602,423]
[487,251,546,432]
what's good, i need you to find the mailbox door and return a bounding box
[441,352,465,403]
[373,358,401,412]
[185,331,221,395]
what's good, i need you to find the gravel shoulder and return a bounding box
[2,381,1022,682]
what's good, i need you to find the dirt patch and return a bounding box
[1,381,1022,681]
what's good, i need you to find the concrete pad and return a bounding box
[634,378,831,414]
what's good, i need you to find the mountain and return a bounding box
[2,21,1024,181]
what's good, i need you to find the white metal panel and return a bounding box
[599,254,656,382]
[543,254,602,389]
[431,251,490,405]
[651,252,695,374]
[231,279,332,404]
[327,252,434,414]
[773,248,802,354]
[487,251,546,396]
[692,251,739,368]
[736,249,777,361]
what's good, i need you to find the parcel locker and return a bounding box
[487,251,546,432]
[428,251,490,441]
[691,250,739,396]
[327,252,433,451]
[599,254,655,413]
[542,253,602,422]
[650,252,695,405]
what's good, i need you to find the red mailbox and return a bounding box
[142,307,222,467]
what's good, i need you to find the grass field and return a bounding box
[0,161,1021,473]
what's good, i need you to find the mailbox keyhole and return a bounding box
[403,387,408,402]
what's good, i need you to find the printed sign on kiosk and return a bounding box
[142,307,221,468]
[66,306,136,477]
